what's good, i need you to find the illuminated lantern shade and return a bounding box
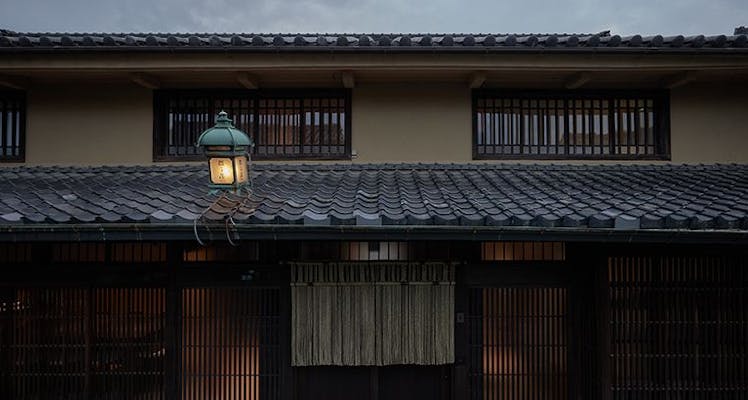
[196,111,253,193]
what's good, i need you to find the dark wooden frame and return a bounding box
[471,89,671,160]
[0,90,26,163]
[2,241,747,400]
[0,243,291,400]
[457,261,581,400]
[153,89,352,162]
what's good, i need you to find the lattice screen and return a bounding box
[468,287,568,400]
[608,256,748,399]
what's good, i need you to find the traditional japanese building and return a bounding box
[0,28,747,400]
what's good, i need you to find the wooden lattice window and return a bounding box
[473,90,669,159]
[339,242,409,261]
[153,90,351,161]
[608,256,748,398]
[0,286,282,400]
[182,242,259,262]
[481,241,565,261]
[51,242,167,263]
[0,91,25,162]
[0,287,166,399]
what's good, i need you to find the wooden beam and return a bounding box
[661,71,695,89]
[129,72,160,89]
[341,71,355,89]
[468,72,486,89]
[564,72,592,89]
[0,74,29,90]
[236,72,259,89]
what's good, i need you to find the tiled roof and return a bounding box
[1,31,747,53]
[0,164,747,232]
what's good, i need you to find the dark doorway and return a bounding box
[294,365,451,400]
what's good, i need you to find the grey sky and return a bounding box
[1,0,746,36]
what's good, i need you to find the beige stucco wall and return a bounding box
[24,83,152,165]
[670,82,748,163]
[352,84,471,163]
[9,81,748,166]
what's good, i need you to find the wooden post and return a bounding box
[370,366,379,400]
[165,242,182,400]
[280,262,293,400]
[595,251,612,400]
[84,288,93,400]
[453,263,469,400]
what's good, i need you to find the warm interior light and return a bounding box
[182,288,260,400]
[234,156,248,184]
[209,157,235,185]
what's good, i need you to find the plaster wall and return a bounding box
[24,83,152,165]
[669,82,748,163]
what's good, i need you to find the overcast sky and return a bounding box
[0,0,746,36]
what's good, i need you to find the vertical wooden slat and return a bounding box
[0,98,7,157]
[470,286,569,400]
[608,255,747,400]
[177,287,279,400]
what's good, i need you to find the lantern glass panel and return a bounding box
[209,157,235,185]
[234,156,248,184]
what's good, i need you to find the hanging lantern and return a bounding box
[196,111,253,193]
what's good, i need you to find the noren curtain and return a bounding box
[291,262,455,366]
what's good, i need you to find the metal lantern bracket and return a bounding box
[194,111,256,246]
[193,191,254,247]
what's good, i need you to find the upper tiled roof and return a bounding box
[1,30,747,53]
[0,164,747,232]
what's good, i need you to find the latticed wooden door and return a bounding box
[467,286,569,400]
[0,287,167,399]
[0,285,282,400]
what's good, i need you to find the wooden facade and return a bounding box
[0,240,745,399]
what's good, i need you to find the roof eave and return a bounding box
[2,47,748,55]
[0,223,746,245]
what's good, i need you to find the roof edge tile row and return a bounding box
[1,32,747,52]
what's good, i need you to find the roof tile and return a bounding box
[0,164,746,232]
[1,31,746,52]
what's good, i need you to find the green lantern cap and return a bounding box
[196,111,253,148]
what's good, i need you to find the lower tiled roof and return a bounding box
[0,164,747,231]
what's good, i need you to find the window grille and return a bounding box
[154,90,350,160]
[340,242,409,261]
[51,242,167,263]
[608,256,748,398]
[0,286,281,400]
[182,242,259,262]
[481,242,565,261]
[0,287,166,399]
[0,91,25,162]
[0,243,32,263]
[473,90,669,159]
